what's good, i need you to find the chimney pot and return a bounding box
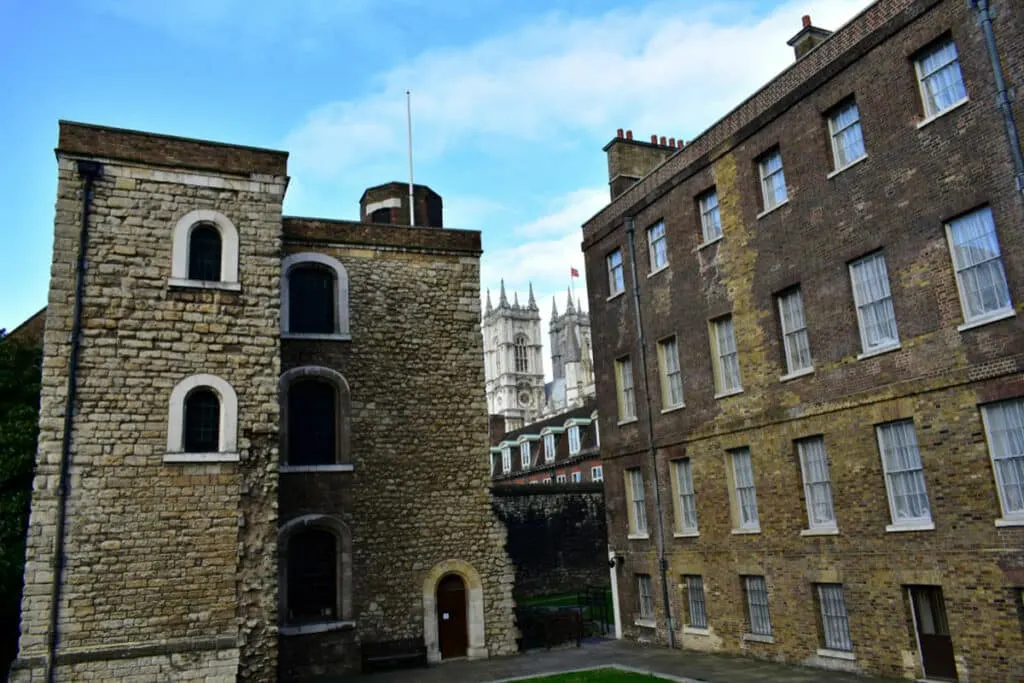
[668,137,675,147]
[617,128,624,138]
[651,134,658,144]
[802,14,811,27]
[659,136,667,146]
[625,129,633,140]
[677,139,684,148]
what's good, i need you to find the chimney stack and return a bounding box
[786,14,833,60]
[603,128,678,200]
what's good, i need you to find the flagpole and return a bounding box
[406,90,415,227]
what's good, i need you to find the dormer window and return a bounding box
[568,425,581,455]
[544,433,556,463]
[502,447,512,473]
[520,442,531,469]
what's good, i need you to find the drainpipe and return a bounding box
[625,218,675,649]
[969,0,1024,193]
[45,158,103,683]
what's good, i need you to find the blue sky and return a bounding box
[0,0,871,377]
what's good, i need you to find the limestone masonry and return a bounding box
[11,120,516,681]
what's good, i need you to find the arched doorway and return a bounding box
[436,574,468,659]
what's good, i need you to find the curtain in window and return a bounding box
[716,318,741,391]
[799,437,835,527]
[779,290,811,372]
[638,575,655,619]
[630,469,647,533]
[920,42,966,115]
[879,422,930,521]
[831,104,865,167]
[676,460,698,531]
[986,400,1024,514]
[949,208,1011,320]
[733,450,759,527]
[760,152,787,208]
[852,254,898,347]
[700,191,721,242]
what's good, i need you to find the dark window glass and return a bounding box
[184,388,219,453]
[188,224,222,281]
[287,528,337,622]
[288,381,336,465]
[289,266,335,334]
[370,207,392,224]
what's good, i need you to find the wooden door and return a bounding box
[910,586,958,681]
[437,574,468,659]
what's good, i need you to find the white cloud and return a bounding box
[283,0,873,181]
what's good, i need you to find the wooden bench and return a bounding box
[360,638,429,673]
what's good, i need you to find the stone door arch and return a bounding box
[423,559,487,662]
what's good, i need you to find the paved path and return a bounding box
[308,639,905,683]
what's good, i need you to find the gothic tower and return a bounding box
[548,288,594,411]
[482,282,545,430]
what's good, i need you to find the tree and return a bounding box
[0,328,41,677]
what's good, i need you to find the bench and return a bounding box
[360,638,429,673]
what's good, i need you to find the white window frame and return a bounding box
[730,448,760,532]
[556,473,567,484]
[744,576,772,637]
[501,447,512,474]
[627,467,648,537]
[647,220,668,273]
[281,252,350,340]
[169,209,241,291]
[710,316,742,396]
[658,336,684,410]
[520,442,531,470]
[849,252,900,356]
[758,149,787,212]
[637,574,655,621]
[542,477,552,484]
[543,433,556,463]
[945,206,1013,328]
[684,575,707,629]
[571,471,582,483]
[607,248,625,296]
[568,425,581,455]
[164,373,239,463]
[876,420,933,530]
[673,459,698,535]
[797,436,836,532]
[817,583,853,653]
[828,101,866,171]
[616,357,637,422]
[980,399,1024,524]
[915,38,968,121]
[591,465,604,482]
[698,188,722,243]
[778,288,812,377]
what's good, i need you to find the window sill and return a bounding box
[647,265,669,278]
[617,417,639,426]
[916,98,969,130]
[607,290,626,302]
[731,527,761,535]
[281,332,352,341]
[168,278,241,292]
[885,521,935,533]
[163,452,239,463]
[713,388,744,400]
[957,308,1016,332]
[279,620,355,636]
[682,626,710,636]
[780,367,814,382]
[633,618,657,629]
[742,633,774,644]
[826,155,868,179]
[995,517,1024,528]
[673,530,699,538]
[756,198,790,220]
[817,648,856,661]
[697,235,724,250]
[661,404,685,414]
[280,464,354,473]
[800,527,839,537]
[856,343,901,360]
[627,533,650,541]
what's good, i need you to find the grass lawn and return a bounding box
[515,668,672,682]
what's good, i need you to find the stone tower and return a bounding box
[481,282,545,431]
[548,289,594,412]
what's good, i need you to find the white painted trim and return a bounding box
[363,197,401,215]
[801,527,839,537]
[916,97,969,129]
[995,517,1024,527]
[633,618,657,629]
[816,648,856,661]
[606,291,625,302]
[713,388,744,399]
[280,464,354,473]
[661,404,686,414]
[682,626,710,636]
[827,154,868,179]
[163,452,239,463]
[281,252,350,337]
[856,343,901,360]
[731,527,762,535]
[608,549,622,639]
[742,633,774,643]
[673,531,700,538]
[626,533,650,541]
[167,278,242,292]
[957,308,1015,332]
[780,367,815,382]
[166,373,238,456]
[885,521,935,533]
[647,264,669,278]
[279,620,355,636]
[170,209,240,284]
[617,418,639,426]
[755,198,790,220]
[697,235,724,251]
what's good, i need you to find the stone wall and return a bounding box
[13,123,284,681]
[492,484,609,599]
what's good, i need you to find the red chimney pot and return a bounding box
[626,129,633,140]
[659,136,667,146]
[677,139,684,148]
[802,14,811,27]
[650,134,658,144]
[668,137,675,147]
[616,128,624,138]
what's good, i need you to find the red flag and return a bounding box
[570,267,580,278]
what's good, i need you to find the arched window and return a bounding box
[170,209,239,289]
[288,380,336,466]
[514,335,529,373]
[184,388,220,453]
[281,253,350,339]
[279,366,351,469]
[289,265,335,334]
[288,527,338,622]
[187,224,222,281]
[165,374,239,463]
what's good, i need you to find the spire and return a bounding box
[528,282,537,310]
[499,279,508,307]
[513,291,520,308]
[566,287,575,313]
[485,289,493,314]
[551,295,559,318]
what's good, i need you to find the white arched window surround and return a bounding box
[169,209,241,291]
[278,365,353,472]
[281,252,350,340]
[278,514,354,635]
[164,373,239,463]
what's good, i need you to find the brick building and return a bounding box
[489,401,603,485]
[11,121,517,681]
[583,1,1024,681]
